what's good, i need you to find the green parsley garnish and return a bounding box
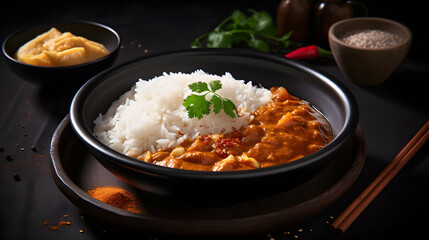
[190,9,292,53]
[183,80,239,120]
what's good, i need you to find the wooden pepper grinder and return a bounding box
[276,0,313,42]
[314,0,367,48]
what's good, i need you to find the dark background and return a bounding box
[1,1,428,240]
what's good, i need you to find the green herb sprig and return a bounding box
[191,9,292,52]
[183,80,239,120]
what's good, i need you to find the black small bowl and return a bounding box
[2,21,120,86]
[70,49,359,204]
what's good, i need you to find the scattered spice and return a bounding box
[49,221,70,230]
[31,146,37,152]
[43,215,72,231]
[0,146,4,152]
[13,173,21,181]
[267,215,332,238]
[58,220,71,226]
[340,29,402,48]
[87,186,142,214]
[5,155,12,161]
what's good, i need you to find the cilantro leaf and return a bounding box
[247,38,270,52]
[222,98,239,118]
[188,81,210,93]
[230,10,248,28]
[248,10,273,33]
[210,94,223,114]
[183,94,211,120]
[207,32,232,48]
[209,80,222,92]
[183,80,239,120]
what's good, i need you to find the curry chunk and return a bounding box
[213,155,238,171]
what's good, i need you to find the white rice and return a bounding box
[93,70,273,156]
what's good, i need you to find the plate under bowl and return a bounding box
[51,115,365,236]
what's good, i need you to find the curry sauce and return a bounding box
[137,87,333,171]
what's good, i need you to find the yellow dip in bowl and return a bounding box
[15,27,110,67]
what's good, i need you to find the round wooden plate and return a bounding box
[50,115,366,237]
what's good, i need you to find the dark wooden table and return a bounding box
[1,1,428,239]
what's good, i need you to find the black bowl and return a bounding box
[70,49,359,204]
[2,21,120,86]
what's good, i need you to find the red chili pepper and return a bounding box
[285,45,331,60]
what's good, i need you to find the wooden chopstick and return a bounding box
[330,120,429,234]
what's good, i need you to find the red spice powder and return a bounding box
[87,186,141,214]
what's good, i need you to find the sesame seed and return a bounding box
[340,29,402,48]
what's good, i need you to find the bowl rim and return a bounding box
[1,20,121,69]
[329,17,412,51]
[70,48,359,180]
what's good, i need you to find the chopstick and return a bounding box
[330,120,429,234]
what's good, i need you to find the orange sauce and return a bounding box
[137,87,333,171]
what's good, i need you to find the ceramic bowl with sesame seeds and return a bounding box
[328,17,412,86]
